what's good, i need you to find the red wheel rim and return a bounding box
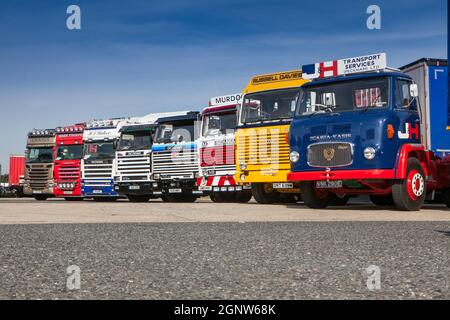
[406,169,425,201]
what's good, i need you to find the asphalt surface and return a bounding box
[0,222,449,299]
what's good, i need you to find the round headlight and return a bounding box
[240,174,246,181]
[239,163,247,171]
[364,147,376,160]
[290,151,300,163]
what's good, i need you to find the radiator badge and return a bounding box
[323,148,335,161]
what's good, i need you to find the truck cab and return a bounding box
[235,70,309,204]
[114,112,189,202]
[151,112,202,202]
[82,119,127,201]
[288,53,450,211]
[24,129,56,200]
[197,94,252,203]
[54,124,85,200]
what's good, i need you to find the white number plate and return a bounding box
[63,191,73,195]
[129,185,140,190]
[273,183,294,189]
[33,190,42,194]
[316,181,343,189]
[93,190,103,194]
[169,188,182,193]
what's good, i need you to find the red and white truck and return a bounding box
[197,94,252,202]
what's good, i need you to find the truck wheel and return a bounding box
[251,183,279,204]
[277,194,300,204]
[369,194,395,207]
[165,195,198,203]
[300,182,333,209]
[236,192,252,203]
[34,195,48,201]
[127,195,151,203]
[392,158,426,211]
[161,195,170,202]
[64,197,84,202]
[443,189,450,208]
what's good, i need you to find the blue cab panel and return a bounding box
[81,179,118,197]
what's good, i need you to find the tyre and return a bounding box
[64,197,84,201]
[300,182,334,209]
[34,195,48,201]
[165,194,198,203]
[251,183,280,204]
[277,194,301,204]
[236,191,252,203]
[443,189,450,209]
[392,158,426,211]
[127,195,151,203]
[369,194,395,207]
[161,195,170,202]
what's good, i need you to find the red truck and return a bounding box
[54,124,85,200]
[8,155,25,196]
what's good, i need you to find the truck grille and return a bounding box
[56,165,80,180]
[25,164,53,190]
[236,130,290,166]
[83,163,113,179]
[117,153,151,182]
[307,142,353,168]
[152,149,199,179]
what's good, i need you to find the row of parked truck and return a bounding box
[20,53,450,210]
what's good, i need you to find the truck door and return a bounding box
[394,78,421,150]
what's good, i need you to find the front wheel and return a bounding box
[300,182,335,209]
[236,191,252,203]
[392,158,426,211]
[251,183,279,204]
[34,195,48,201]
[127,195,151,203]
[443,189,450,209]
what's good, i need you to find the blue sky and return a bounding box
[0,0,447,172]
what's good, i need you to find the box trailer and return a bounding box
[8,155,25,196]
[400,58,449,156]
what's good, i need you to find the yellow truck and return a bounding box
[235,70,309,203]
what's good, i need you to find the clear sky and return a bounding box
[0,0,447,172]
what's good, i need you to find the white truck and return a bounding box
[197,94,252,202]
[114,112,191,202]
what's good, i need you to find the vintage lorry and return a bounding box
[288,53,450,210]
[197,94,252,202]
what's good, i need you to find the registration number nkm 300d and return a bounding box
[316,181,343,189]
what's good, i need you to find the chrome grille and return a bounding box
[152,149,199,179]
[307,143,353,168]
[117,152,151,182]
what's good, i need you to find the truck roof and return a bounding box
[156,111,199,124]
[302,71,411,87]
[400,58,448,70]
[201,104,237,116]
[243,70,309,94]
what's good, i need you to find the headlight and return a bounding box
[290,151,300,163]
[240,174,246,181]
[152,183,158,188]
[240,163,247,171]
[364,147,376,160]
[153,174,160,180]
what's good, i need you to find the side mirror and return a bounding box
[410,84,419,98]
[113,140,118,149]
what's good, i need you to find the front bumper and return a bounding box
[288,169,396,181]
[116,182,158,196]
[154,179,203,195]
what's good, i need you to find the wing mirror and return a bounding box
[410,84,419,98]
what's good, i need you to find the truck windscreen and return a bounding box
[155,123,195,144]
[26,147,54,163]
[297,77,389,116]
[202,112,236,137]
[84,142,115,160]
[55,145,83,160]
[241,89,299,125]
[118,131,153,151]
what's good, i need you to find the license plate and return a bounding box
[129,185,140,190]
[63,191,73,195]
[169,188,182,193]
[93,190,103,194]
[33,190,42,194]
[316,181,343,189]
[273,183,294,189]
